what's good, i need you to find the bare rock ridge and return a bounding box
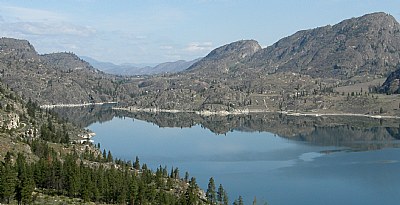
[187,39,262,73]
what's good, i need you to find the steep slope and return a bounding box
[379,65,400,94]
[0,38,124,105]
[247,12,400,79]
[187,40,261,75]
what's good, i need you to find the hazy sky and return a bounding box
[0,0,399,65]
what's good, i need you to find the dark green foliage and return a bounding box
[107,150,113,162]
[15,153,35,205]
[233,196,244,205]
[183,177,199,205]
[26,98,38,119]
[39,116,70,144]
[238,196,244,205]
[0,152,17,204]
[184,171,189,183]
[206,177,216,204]
[217,184,229,205]
[134,156,140,170]
[0,143,210,204]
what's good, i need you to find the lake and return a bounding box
[56,106,400,204]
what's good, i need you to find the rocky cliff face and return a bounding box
[247,12,400,79]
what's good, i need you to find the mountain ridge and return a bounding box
[189,12,400,79]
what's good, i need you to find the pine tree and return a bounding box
[206,177,216,204]
[0,154,17,204]
[134,156,140,170]
[223,190,229,205]
[238,195,244,205]
[253,196,257,205]
[185,177,198,204]
[184,171,189,183]
[15,153,35,205]
[217,184,224,204]
[107,150,113,162]
[64,154,80,197]
[173,167,180,179]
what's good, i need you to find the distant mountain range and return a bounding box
[80,56,201,76]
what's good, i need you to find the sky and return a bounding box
[0,0,399,65]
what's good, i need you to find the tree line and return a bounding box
[0,140,214,204]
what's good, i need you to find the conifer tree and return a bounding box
[134,156,140,170]
[107,150,113,162]
[252,196,257,205]
[223,190,229,205]
[206,177,216,204]
[173,167,180,179]
[102,149,107,161]
[217,183,225,204]
[0,153,17,204]
[238,195,244,205]
[185,177,198,204]
[15,153,34,205]
[184,171,189,183]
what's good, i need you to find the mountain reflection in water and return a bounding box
[52,105,400,151]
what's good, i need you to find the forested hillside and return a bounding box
[0,80,216,204]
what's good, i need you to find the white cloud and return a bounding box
[6,21,96,37]
[185,42,213,52]
[160,45,174,50]
[1,6,67,22]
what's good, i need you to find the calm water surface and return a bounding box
[88,116,400,205]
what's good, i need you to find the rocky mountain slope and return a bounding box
[248,12,400,79]
[379,65,400,93]
[186,12,400,80]
[187,40,261,75]
[0,38,132,104]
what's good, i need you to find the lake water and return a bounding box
[80,109,400,205]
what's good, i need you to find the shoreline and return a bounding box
[113,106,400,119]
[40,102,118,109]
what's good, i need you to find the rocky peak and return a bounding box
[247,12,400,79]
[205,40,261,60]
[0,37,38,58]
[187,40,261,73]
